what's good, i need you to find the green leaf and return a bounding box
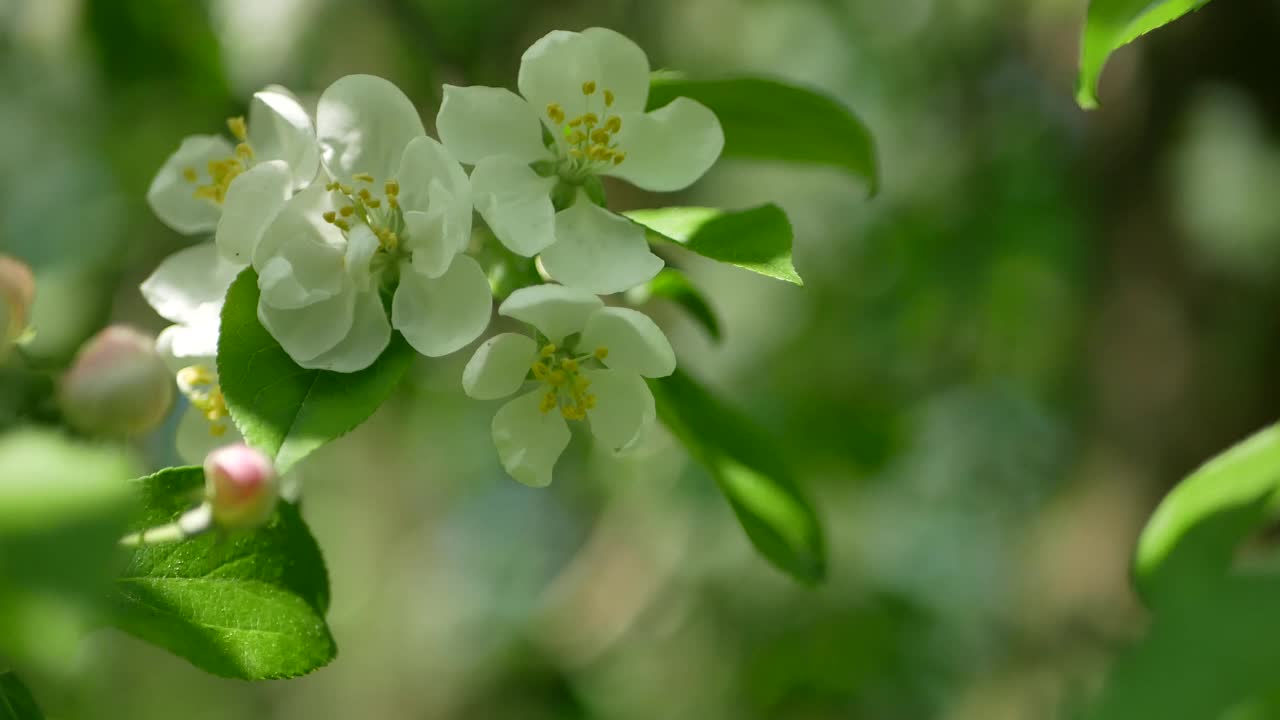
[628,205,803,285]
[1133,422,1280,606]
[108,466,335,679]
[648,74,878,194]
[1076,0,1214,109]
[0,430,136,671]
[649,369,825,583]
[218,269,416,473]
[630,269,722,341]
[0,672,43,720]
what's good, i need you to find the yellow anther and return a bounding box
[385,180,400,197]
[583,393,597,410]
[339,184,353,195]
[326,181,340,191]
[547,103,565,124]
[334,219,351,232]
[540,343,557,357]
[593,346,609,360]
[567,131,586,145]
[582,80,596,95]
[540,391,558,414]
[590,129,610,145]
[210,422,228,437]
[612,152,626,166]
[388,197,399,209]
[182,167,198,183]
[606,116,621,133]
[367,198,381,208]
[227,116,248,141]
[569,148,584,159]
[574,375,591,390]
[561,358,579,372]
[604,89,615,107]
[532,362,549,380]
[548,370,567,386]
[568,116,584,128]
[583,113,599,127]
[235,142,254,160]
[589,144,609,161]
[339,205,355,217]
[358,188,373,201]
[322,211,337,223]
[353,172,375,183]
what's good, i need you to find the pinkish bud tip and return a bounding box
[60,325,174,437]
[0,255,34,358]
[204,443,279,529]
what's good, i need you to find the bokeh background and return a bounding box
[3,0,1279,717]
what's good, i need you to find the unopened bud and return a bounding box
[0,255,35,360]
[60,325,173,437]
[204,444,278,529]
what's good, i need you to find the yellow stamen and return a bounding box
[385,180,400,197]
[606,116,621,133]
[532,362,549,380]
[339,205,355,217]
[567,131,586,145]
[334,219,350,232]
[540,343,557,357]
[583,113,599,128]
[547,103,565,124]
[540,391,558,413]
[548,370,567,386]
[612,152,626,165]
[568,116,584,128]
[235,142,254,160]
[353,172,375,183]
[322,211,337,223]
[339,184,353,195]
[358,188,372,201]
[593,347,609,360]
[583,393,597,410]
[604,90,615,107]
[561,358,579,372]
[367,198,381,208]
[582,80,596,95]
[590,129,610,145]
[182,167,198,183]
[227,116,248,141]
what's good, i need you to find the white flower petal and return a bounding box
[317,74,425,182]
[252,183,345,269]
[498,284,602,343]
[397,135,470,214]
[583,368,653,451]
[147,135,234,235]
[541,201,663,294]
[462,332,537,400]
[402,209,451,279]
[156,324,218,373]
[177,405,243,466]
[257,286,355,364]
[344,224,379,291]
[436,85,549,165]
[392,254,492,357]
[247,84,320,189]
[579,306,676,378]
[253,184,346,308]
[298,289,391,372]
[608,99,724,192]
[580,27,650,112]
[141,242,240,326]
[215,160,291,264]
[491,389,570,487]
[518,31,598,126]
[469,156,557,257]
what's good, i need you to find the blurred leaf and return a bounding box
[218,269,416,473]
[1134,422,1280,606]
[648,75,878,193]
[631,269,722,341]
[108,466,335,680]
[0,430,136,671]
[0,672,43,720]
[1076,0,1213,109]
[649,369,825,583]
[629,205,803,285]
[84,0,228,101]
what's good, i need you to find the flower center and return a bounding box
[177,364,231,437]
[183,116,256,205]
[545,80,626,180]
[321,174,405,255]
[530,342,609,420]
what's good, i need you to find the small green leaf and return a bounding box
[0,672,43,720]
[631,269,722,341]
[649,74,878,193]
[218,269,416,473]
[1077,0,1214,109]
[1133,422,1280,606]
[109,466,335,679]
[649,369,825,583]
[628,205,803,285]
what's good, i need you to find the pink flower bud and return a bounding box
[204,443,279,529]
[0,255,34,359]
[60,325,174,437]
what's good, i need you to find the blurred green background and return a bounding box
[3,0,1279,717]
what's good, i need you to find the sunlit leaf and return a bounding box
[108,466,335,680]
[629,205,802,285]
[649,74,878,193]
[1076,0,1214,109]
[218,269,416,473]
[649,369,825,583]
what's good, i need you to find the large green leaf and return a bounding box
[649,369,825,583]
[108,466,335,679]
[628,205,802,285]
[0,672,43,720]
[630,269,722,341]
[1133,422,1280,606]
[1076,0,1214,109]
[0,430,135,671]
[649,75,878,193]
[218,269,416,473]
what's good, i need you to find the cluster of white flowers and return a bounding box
[142,28,723,484]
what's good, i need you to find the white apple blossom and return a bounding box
[141,242,244,463]
[462,284,675,486]
[436,27,724,295]
[147,85,320,265]
[250,74,492,372]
